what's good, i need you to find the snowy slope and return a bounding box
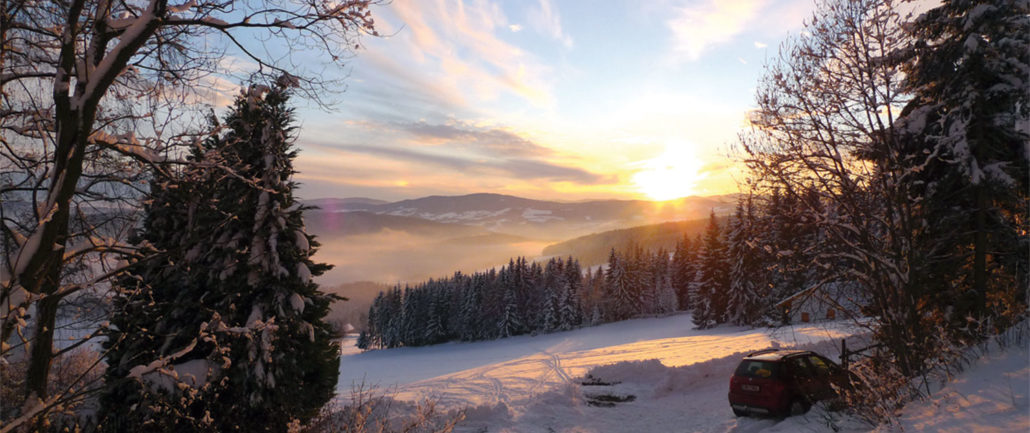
[337,315,1029,432]
[337,313,865,432]
[872,333,1029,433]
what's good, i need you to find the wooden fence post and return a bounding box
[840,338,848,370]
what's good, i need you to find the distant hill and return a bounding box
[305,197,390,211]
[304,210,490,239]
[542,217,725,267]
[303,193,737,285]
[304,193,736,240]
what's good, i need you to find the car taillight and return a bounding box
[766,380,786,396]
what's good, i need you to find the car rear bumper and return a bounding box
[729,392,784,416]
[730,402,773,416]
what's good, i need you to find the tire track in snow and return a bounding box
[390,324,854,412]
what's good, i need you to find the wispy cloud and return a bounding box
[350,0,556,116]
[666,0,767,61]
[308,140,609,185]
[527,0,574,48]
[396,120,554,157]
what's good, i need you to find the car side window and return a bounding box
[791,358,813,378]
[807,356,831,377]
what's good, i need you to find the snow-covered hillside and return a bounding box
[336,314,1029,432]
[307,193,736,239]
[872,330,1029,433]
[337,314,865,432]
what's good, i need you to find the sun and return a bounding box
[631,143,704,201]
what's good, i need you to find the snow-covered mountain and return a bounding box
[305,193,736,239]
[304,193,735,285]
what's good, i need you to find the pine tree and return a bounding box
[627,246,648,315]
[101,82,339,432]
[652,249,678,315]
[693,211,730,329]
[671,234,693,310]
[604,249,635,321]
[368,292,384,349]
[560,258,584,329]
[385,287,404,348]
[588,267,606,324]
[458,279,482,341]
[727,197,764,326]
[424,288,445,344]
[356,331,370,350]
[498,284,523,338]
[899,0,1029,333]
[542,258,563,331]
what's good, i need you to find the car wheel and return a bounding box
[732,408,747,417]
[788,399,809,416]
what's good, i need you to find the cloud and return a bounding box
[665,0,767,61]
[754,41,768,48]
[396,120,554,157]
[527,0,574,48]
[698,161,732,175]
[348,0,556,118]
[306,139,610,185]
[509,24,523,32]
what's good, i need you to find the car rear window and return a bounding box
[735,360,780,379]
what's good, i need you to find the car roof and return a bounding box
[743,349,812,361]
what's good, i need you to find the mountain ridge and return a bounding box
[303,192,736,240]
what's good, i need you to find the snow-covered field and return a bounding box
[337,314,863,432]
[335,314,1029,432]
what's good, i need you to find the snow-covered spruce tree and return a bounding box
[424,285,450,345]
[559,257,585,330]
[693,211,729,329]
[541,258,563,331]
[650,249,678,315]
[758,189,816,307]
[726,196,765,326]
[100,82,339,433]
[99,158,218,431]
[897,0,1029,335]
[586,267,606,324]
[400,286,422,347]
[498,283,524,338]
[1,3,376,427]
[738,0,950,376]
[628,246,649,315]
[671,234,695,311]
[604,249,636,321]
[356,330,371,350]
[458,279,482,341]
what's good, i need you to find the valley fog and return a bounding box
[313,229,551,286]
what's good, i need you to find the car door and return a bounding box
[805,355,837,400]
[787,356,818,401]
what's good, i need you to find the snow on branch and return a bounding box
[88,130,165,163]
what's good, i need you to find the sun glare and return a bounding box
[632,143,704,201]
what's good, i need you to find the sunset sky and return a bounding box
[290,0,817,202]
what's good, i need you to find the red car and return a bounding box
[728,349,849,417]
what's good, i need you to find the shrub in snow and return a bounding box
[302,384,465,433]
[99,82,338,432]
